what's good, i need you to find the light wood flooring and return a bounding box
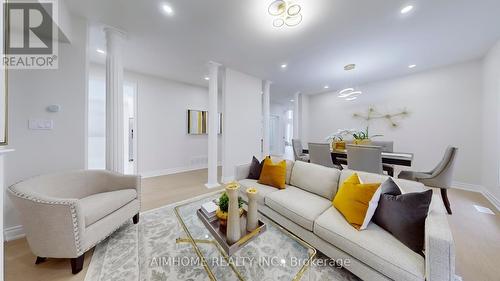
[4,168,499,281]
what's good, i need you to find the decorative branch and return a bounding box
[353,107,409,128]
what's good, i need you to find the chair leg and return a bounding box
[440,188,452,215]
[35,257,47,264]
[71,254,84,274]
[133,213,140,224]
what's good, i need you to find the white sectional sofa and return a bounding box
[235,159,455,281]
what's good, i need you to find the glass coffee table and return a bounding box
[174,192,316,281]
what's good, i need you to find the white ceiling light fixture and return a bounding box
[161,3,174,16]
[408,64,417,68]
[268,0,303,28]
[338,64,362,101]
[400,5,414,14]
[96,49,105,54]
[324,85,330,89]
[281,63,288,69]
[204,76,210,81]
[290,99,295,102]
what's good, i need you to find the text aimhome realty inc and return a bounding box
[149,256,351,268]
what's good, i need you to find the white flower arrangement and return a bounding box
[325,128,357,143]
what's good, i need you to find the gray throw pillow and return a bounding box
[247,156,264,180]
[372,178,433,255]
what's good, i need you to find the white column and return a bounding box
[293,92,301,140]
[0,149,14,281]
[105,27,126,173]
[262,81,271,157]
[206,61,221,188]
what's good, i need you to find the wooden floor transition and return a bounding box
[4,168,499,281]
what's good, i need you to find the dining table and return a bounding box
[302,148,413,167]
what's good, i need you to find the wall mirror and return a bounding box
[187,109,222,135]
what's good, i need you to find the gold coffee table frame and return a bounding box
[173,193,316,281]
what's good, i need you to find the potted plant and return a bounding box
[352,126,382,145]
[326,129,355,150]
[216,192,244,233]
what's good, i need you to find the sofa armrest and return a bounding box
[7,188,85,258]
[425,195,455,281]
[234,163,251,181]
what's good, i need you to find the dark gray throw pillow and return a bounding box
[247,156,264,180]
[372,178,433,255]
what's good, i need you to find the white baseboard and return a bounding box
[453,181,500,211]
[4,225,25,241]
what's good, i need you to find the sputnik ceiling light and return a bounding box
[268,0,303,28]
[338,64,362,101]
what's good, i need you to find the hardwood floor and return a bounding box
[4,169,499,281]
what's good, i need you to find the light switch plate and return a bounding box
[29,119,54,130]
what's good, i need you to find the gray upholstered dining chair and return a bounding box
[292,139,309,162]
[8,170,141,274]
[346,144,383,174]
[309,142,341,169]
[398,146,458,214]
[371,140,395,176]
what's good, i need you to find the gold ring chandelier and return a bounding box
[268,0,303,28]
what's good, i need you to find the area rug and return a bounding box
[84,192,360,281]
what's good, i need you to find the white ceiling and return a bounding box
[67,0,500,104]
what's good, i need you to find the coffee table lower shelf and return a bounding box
[196,209,267,256]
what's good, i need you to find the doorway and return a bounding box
[87,78,138,175]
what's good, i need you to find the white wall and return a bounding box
[90,64,218,177]
[222,68,262,182]
[481,41,500,201]
[5,17,88,231]
[307,60,483,186]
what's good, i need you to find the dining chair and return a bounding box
[346,144,383,174]
[371,140,395,176]
[292,139,309,162]
[398,146,458,215]
[308,143,341,169]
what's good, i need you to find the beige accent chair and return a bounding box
[292,139,309,162]
[8,170,141,274]
[399,146,458,214]
[346,144,383,174]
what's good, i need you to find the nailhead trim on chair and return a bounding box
[7,187,84,255]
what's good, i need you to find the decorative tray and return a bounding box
[196,208,266,256]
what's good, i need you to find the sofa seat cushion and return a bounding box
[239,179,284,205]
[80,189,137,227]
[265,186,331,231]
[314,207,425,281]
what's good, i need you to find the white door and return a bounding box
[270,115,282,155]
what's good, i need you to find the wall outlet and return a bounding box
[28,119,54,130]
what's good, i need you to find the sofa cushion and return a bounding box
[238,179,283,205]
[270,156,294,184]
[265,186,331,231]
[259,157,287,189]
[340,169,425,193]
[79,189,137,227]
[290,161,341,200]
[314,207,425,281]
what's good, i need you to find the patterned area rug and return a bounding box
[84,193,360,281]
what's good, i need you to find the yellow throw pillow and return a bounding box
[258,157,287,189]
[333,173,381,230]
